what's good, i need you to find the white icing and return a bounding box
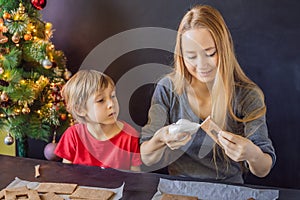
[168,119,200,134]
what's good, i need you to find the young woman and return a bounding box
[55,70,141,171]
[140,5,275,183]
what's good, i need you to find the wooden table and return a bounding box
[0,154,299,200]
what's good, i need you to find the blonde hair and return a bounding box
[170,5,266,174]
[61,69,115,123]
[171,4,266,127]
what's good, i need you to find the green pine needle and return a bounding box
[0,48,22,69]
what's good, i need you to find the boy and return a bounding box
[55,69,141,171]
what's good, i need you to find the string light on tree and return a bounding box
[22,103,30,114]
[64,70,72,80]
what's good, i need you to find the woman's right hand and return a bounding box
[155,125,192,150]
[141,125,192,166]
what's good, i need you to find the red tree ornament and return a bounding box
[31,0,47,10]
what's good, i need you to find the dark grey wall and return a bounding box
[38,0,300,189]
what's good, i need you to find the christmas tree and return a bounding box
[0,0,72,157]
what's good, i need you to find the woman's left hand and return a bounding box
[217,131,260,163]
[218,130,273,177]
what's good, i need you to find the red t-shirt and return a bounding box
[54,122,142,170]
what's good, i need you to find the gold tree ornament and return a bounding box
[23,33,32,41]
[42,58,52,69]
[3,12,11,20]
[0,35,8,43]
[0,92,8,102]
[60,113,67,121]
[0,19,8,44]
[45,22,52,30]
[18,3,26,14]
[12,32,20,43]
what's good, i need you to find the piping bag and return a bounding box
[168,116,222,146]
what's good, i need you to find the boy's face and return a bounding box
[85,85,119,125]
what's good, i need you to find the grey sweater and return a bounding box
[141,77,276,184]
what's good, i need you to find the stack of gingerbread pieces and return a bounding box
[0,182,115,200]
[0,186,40,200]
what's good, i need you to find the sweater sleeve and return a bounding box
[239,87,276,168]
[140,77,173,144]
